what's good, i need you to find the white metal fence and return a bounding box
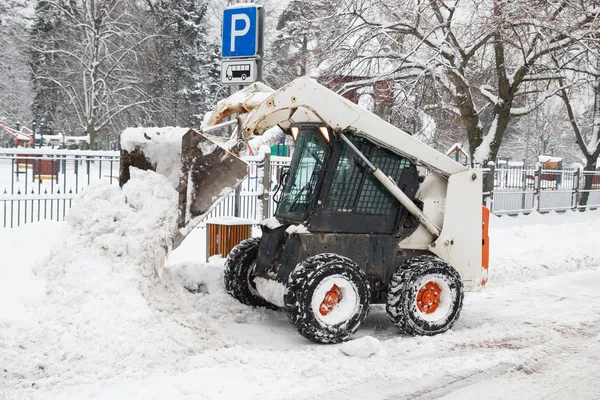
[0,149,290,228]
[2,148,600,228]
[489,165,600,215]
[0,148,119,227]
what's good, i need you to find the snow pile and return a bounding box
[0,169,228,397]
[489,210,600,285]
[168,255,226,294]
[340,336,383,358]
[66,168,179,294]
[120,127,189,187]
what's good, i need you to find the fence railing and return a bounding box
[488,164,600,215]
[2,148,600,228]
[0,148,120,227]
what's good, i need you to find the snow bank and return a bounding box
[0,169,229,396]
[489,209,600,285]
[166,256,277,324]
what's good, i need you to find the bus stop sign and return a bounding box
[220,59,257,85]
[222,5,261,58]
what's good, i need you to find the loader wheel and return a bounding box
[386,255,463,336]
[284,254,370,344]
[224,237,276,309]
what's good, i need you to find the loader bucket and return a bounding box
[119,127,248,247]
[177,130,248,228]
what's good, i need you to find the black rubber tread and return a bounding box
[386,255,464,336]
[284,253,371,344]
[224,237,277,309]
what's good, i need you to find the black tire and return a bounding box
[284,254,370,344]
[386,255,464,336]
[224,237,276,309]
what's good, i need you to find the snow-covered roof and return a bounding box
[445,143,469,157]
[0,124,32,141]
[538,155,562,163]
[205,217,256,226]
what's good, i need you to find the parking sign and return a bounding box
[222,5,262,58]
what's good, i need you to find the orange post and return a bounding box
[481,206,490,286]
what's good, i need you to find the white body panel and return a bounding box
[429,170,484,291]
[399,174,447,250]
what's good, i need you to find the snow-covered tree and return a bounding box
[268,0,334,87]
[0,0,34,128]
[317,0,600,165]
[501,97,580,165]
[556,46,600,206]
[150,0,220,125]
[29,0,69,135]
[30,0,160,147]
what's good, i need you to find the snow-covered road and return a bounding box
[2,173,600,399]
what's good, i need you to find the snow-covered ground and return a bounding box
[2,171,600,399]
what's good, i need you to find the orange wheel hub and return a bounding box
[416,281,441,314]
[319,284,343,316]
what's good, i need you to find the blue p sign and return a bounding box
[222,5,260,58]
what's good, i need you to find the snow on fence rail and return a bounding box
[2,148,600,228]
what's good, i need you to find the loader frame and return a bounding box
[240,77,486,291]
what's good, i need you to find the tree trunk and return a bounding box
[580,156,597,207]
[486,105,512,165]
[450,75,484,166]
[87,123,96,150]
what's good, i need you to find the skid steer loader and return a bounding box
[120,77,490,344]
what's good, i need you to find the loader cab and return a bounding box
[274,123,420,235]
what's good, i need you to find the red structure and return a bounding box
[33,159,59,177]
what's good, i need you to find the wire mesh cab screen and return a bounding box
[326,138,413,215]
[303,134,419,235]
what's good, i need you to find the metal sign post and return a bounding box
[221,3,264,86]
